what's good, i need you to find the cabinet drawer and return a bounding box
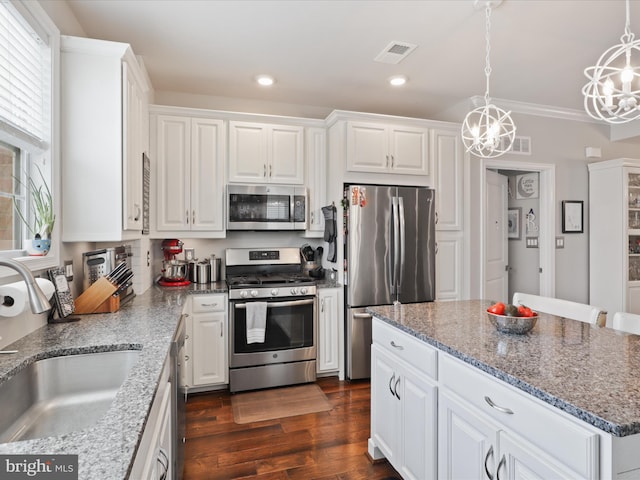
[439,354,599,479]
[373,319,437,380]
[191,294,226,313]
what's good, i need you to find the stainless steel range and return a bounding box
[226,247,317,393]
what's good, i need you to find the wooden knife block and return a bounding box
[74,277,118,314]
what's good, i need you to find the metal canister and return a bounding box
[195,260,211,284]
[209,255,221,282]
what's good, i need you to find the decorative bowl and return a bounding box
[486,311,538,334]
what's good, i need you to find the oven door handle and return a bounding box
[234,298,315,309]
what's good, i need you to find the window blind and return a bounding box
[0,2,45,147]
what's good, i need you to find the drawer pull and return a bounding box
[496,454,506,480]
[484,396,514,415]
[394,376,401,400]
[389,373,396,397]
[390,340,404,350]
[484,445,494,480]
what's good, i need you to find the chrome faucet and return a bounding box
[0,258,51,314]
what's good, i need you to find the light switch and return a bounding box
[526,237,538,248]
[556,236,565,249]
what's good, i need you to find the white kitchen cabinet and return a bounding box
[370,320,437,480]
[153,113,225,233]
[228,121,304,184]
[438,353,599,480]
[346,121,429,176]
[436,232,464,301]
[130,357,172,480]
[184,294,228,389]
[589,158,640,317]
[306,127,327,234]
[432,128,464,231]
[317,287,340,373]
[61,35,150,242]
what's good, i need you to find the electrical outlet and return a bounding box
[64,260,74,282]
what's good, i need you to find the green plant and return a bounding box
[13,165,55,238]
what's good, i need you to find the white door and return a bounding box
[484,170,508,302]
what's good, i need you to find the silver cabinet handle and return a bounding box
[192,209,195,224]
[353,312,372,318]
[484,396,514,415]
[484,445,494,480]
[158,447,169,480]
[386,154,390,168]
[133,204,141,222]
[321,299,325,312]
[390,340,404,350]
[390,154,394,167]
[269,164,272,177]
[496,454,506,480]
[263,164,267,177]
[186,209,189,224]
[394,376,401,400]
[184,355,189,361]
[389,373,396,397]
[200,303,218,307]
[435,211,439,225]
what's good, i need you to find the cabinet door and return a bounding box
[436,232,463,301]
[122,61,144,231]
[155,381,173,480]
[228,121,269,182]
[269,125,304,184]
[306,127,326,232]
[389,126,429,175]
[433,128,463,231]
[192,311,228,386]
[399,365,437,480]
[191,118,224,231]
[317,288,339,372]
[438,390,499,480]
[346,122,390,173]
[371,345,401,467]
[156,115,190,230]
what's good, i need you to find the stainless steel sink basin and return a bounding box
[0,349,140,443]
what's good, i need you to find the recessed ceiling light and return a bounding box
[389,75,408,87]
[256,74,275,86]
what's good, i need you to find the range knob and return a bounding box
[240,290,249,299]
[300,287,308,295]
[250,289,259,298]
[271,288,279,297]
[290,287,299,295]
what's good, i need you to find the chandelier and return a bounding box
[583,0,640,124]
[461,1,516,158]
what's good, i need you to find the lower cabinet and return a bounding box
[370,324,437,480]
[184,294,228,390]
[317,287,340,373]
[130,357,172,479]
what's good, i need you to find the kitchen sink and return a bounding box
[0,349,140,443]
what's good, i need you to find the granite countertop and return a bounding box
[0,281,227,479]
[369,299,640,437]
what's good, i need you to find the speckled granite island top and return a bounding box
[0,282,226,480]
[369,299,640,437]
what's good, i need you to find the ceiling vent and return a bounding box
[374,41,418,64]
[500,136,532,155]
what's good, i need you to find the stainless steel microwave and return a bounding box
[226,185,308,231]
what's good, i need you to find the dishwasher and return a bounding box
[171,314,187,480]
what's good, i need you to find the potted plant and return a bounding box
[13,166,55,255]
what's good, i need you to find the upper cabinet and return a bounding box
[151,109,225,235]
[432,128,464,232]
[61,36,150,242]
[228,121,304,184]
[346,121,429,176]
[306,127,327,234]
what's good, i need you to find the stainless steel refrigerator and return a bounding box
[345,184,436,379]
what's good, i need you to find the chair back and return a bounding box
[512,292,606,327]
[612,312,640,335]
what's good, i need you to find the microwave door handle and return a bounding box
[234,298,315,309]
[290,195,295,223]
[398,196,406,295]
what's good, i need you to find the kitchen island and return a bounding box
[0,282,226,479]
[368,300,640,479]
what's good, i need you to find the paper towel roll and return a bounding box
[0,278,55,317]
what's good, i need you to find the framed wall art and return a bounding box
[562,200,583,233]
[508,207,521,240]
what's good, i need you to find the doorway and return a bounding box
[480,159,556,300]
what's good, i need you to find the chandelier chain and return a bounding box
[623,0,634,43]
[484,4,492,103]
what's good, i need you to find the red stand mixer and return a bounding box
[158,239,190,286]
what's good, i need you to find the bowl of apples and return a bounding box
[486,302,538,334]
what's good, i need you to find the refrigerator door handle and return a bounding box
[398,196,406,294]
[391,197,400,295]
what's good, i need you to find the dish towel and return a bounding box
[322,204,337,262]
[246,301,267,344]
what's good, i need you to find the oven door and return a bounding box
[230,296,317,368]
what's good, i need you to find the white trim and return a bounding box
[479,159,556,299]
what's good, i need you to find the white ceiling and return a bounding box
[64,0,640,120]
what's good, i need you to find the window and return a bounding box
[0,1,57,261]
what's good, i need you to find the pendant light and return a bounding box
[583,0,640,124]
[461,1,516,158]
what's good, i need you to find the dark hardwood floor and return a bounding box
[184,377,401,480]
